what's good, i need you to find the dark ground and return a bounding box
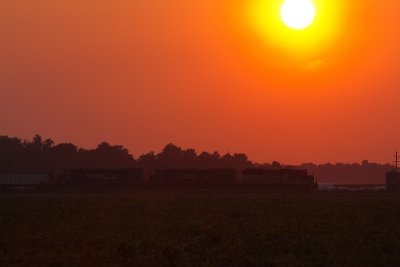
[1,190,400,267]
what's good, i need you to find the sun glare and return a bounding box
[281,0,316,30]
[245,0,343,58]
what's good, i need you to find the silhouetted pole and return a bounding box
[393,151,399,171]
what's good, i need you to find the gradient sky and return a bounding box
[1,0,400,164]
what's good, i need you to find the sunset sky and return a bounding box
[1,0,400,164]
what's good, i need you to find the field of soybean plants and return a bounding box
[1,191,400,267]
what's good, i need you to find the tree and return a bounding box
[0,136,24,171]
[138,151,157,162]
[271,161,282,170]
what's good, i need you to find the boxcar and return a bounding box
[62,168,144,184]
[149,168,237,185]
[0,173,52,186]
[242,169,315,191]
[386,170,400,191]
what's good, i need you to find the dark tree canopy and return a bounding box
[0,134,391,183]
[0,135,254,172]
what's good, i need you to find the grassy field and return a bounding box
[1,191,400,267]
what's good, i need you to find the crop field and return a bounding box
[1,191,400,267]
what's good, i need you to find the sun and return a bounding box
[281,0,316,30]
[246,0,342,59]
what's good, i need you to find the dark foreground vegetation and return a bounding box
[1,191,400,267]
[0,134,392,183]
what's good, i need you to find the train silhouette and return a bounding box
[61,168,317,191]
[0,168,317,191]
[2,167,399,191]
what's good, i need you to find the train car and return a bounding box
[0,172,53,186]
[241,169,316,191]
[202,169,237,184]
[241,169,281,185]
[62,168,144,184]
[280,169,315,185]
[114,168,144,183]
[386,170,400,191]
[149,168,237,186]
[149,169,196,184]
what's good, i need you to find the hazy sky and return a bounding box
[1,0,400,164]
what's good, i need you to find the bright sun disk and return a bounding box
[281,0,316,30]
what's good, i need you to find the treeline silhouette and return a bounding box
[0,134,392,183]
[0,134,255,172]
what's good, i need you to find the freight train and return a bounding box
[2,168,398,191]
[1,168,317,191]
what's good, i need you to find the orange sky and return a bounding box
[1,0,400,164]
